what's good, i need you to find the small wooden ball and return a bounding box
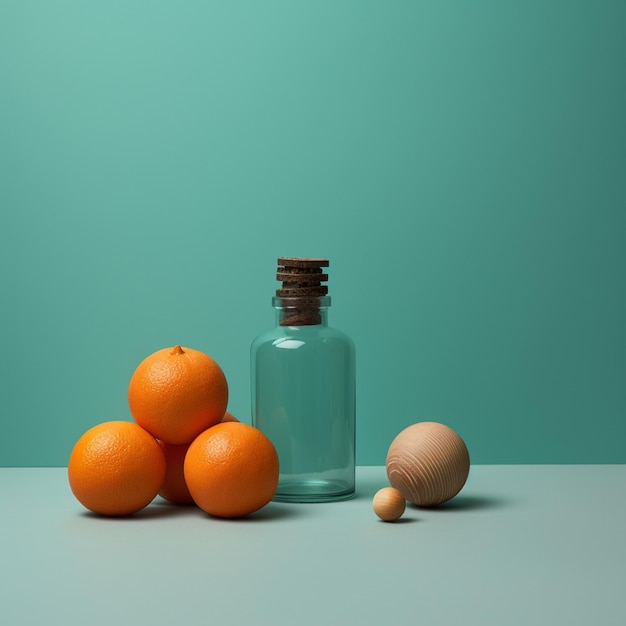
[386,421,470,507]
[373,487,406,522]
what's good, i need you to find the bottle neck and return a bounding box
[273,296,330,327]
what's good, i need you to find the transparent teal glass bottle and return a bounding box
[251,258,356,502]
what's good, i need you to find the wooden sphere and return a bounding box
[386,421,470,507]
[373,487,406,522]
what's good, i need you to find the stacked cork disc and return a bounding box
[276,258,330,326]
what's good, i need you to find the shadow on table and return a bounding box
[355,476,510,511]
[80,500,202,521]
[411,494,510,512]
[79,498,305,522]
[209,501,308,523]
[374,516,419,525]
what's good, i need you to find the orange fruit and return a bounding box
[157,440,195,505]
[158,412,239,506]
[68,420,166,516]
[128,345,228,445]
[184,422,279,518]
[157,412,239,505]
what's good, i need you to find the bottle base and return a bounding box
[272,478,355,503]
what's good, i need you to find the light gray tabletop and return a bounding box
[1,465,625,625]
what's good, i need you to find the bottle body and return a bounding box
[251,308,356,502]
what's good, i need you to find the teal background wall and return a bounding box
[1,1,625,466]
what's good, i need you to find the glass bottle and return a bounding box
[251,257,356,502]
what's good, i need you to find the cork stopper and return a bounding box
[275,258,330,326]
